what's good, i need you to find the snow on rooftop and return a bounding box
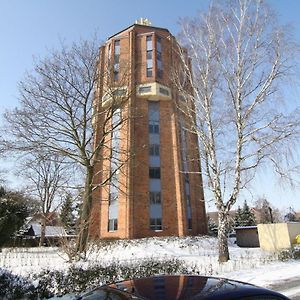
[234,226,258,230]
[29,223,67,237]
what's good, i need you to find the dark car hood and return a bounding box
[77,275,290,300]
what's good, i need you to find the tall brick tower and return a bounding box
[91,19,207,239]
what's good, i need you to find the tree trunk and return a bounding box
[39,217,46,247]
[218,211,229,263]
[76,165,94,255]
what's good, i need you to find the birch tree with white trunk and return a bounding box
[174,0,300,262]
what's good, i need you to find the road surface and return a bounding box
[269,277,300,299]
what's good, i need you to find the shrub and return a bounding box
[0,268,37,300]
[278,246,300,261]
[35,257,188,298]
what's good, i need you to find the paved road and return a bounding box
[268,277,300,299]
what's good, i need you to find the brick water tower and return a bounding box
[90,19,207,239]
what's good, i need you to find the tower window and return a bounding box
[149,123,159,134]
[159,87,169,96]
[113,72,118,81]
[184,173,189,182]
[146,36,153,50]
[149,144,160,156]
[146,35,153,77]
[147,68,153,77]
[157,36,161,52]
[114,40,120,81]
[114,40,120,53]
[150,218,162,230]
[156,36,163,78]
[149,191,161,204]
[187,195,191,205]
[108,43,112,67]
[139,86,152,93]
[188,218,192,230]
[108,219,118,231]
[113,64,119,81]
[149,167,160,179]
[109,192,118,204]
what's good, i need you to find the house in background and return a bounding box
[13,214,70,247]
[207,211,237,226]
[21,223,67,246]
[14,222,69,247]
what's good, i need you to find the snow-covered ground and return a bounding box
[1,236,300,299]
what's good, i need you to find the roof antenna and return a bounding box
[135,18,152,26]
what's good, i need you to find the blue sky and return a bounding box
[1,0,300,212]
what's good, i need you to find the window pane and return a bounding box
[188,218,192,230]
[112,89,126,97]
[147,59,153,68]
[150,191,161,204]
[157,51,161,60]
[109,192,118,204]
[156,193,161,204]
[149,124,159,134]
[114,71,119,81]
[150,192,154,203]
[150,218,162,230]
[146,36,153,50]
[147,68,152,77]
[184,173,189,182]
[147,50,152,59]
[156,192,161,203]
[157,36,161,52]
[114,63,119,71]
[108,44,112,59]
[114,54,119,63]
[155,145,160,155]
[149,167,160,179]
[157,69,163,78]
[156,36,162,78]
[114,40,120,54]
[139,86,152,93]
[159,87,169,96]
[149,144,160,156]
[149,145,153,156]
[157,60,162,70]
[108,219,118,231]
[187,195,191,205]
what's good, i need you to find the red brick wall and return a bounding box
[90,24,207,239]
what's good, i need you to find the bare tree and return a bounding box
[20,153,69,246]
[1,38,131,256]
[253,197,282,224]
[174,0,300,262]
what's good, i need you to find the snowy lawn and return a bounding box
[0,236,275,277]
[0,235,299,298]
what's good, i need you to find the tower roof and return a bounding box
[107,23,171,40]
